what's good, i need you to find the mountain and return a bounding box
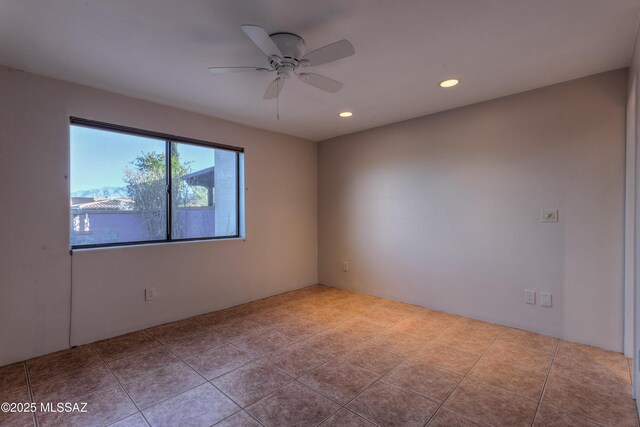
[71,186,129,199]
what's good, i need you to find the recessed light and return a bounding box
[439,78,460,88]
[339,111,353,118]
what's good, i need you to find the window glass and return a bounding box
[70,122,241,248]
[70,125,167,246]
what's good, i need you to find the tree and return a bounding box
[123,144,205,240]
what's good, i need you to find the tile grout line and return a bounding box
[123,307,353,425]
[118,324,276,424]
[333,316,461,427]
[228,306,367,358]
[214,293,365,426]
[141,328,257,426]
[107,353,248,427]
[149,316,311,426]
[290,380,344,427]
[206,405,266,427]
[254,309,414,426]
[208,373,293,422]
[90,342,150,427]
[297,358,373,403]
[339,406,380,426]
[530,338,560,427]
[118,359,186,386]
[23,361,39,427]
[389,315,467,425]
[421,325,507,427]
[215,410,265,427]
[528,342,609,427]
[26,351,126,425]
[213,349,297,423]
[311,312,470,426]
[239,409,267,427]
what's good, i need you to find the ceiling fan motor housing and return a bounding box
[270,32,305,78]
[208,25,353,100]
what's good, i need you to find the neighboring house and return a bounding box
[70,169,216,246]
[181,166,215,206]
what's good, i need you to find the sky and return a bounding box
[70,125,215,193]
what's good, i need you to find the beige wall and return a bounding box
[625,47,637,358]
[0,65,628,365]
[318,69,627,351]
[0,66,318,366]
[628,25,640,400]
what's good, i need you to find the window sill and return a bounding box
[71,236,246,252]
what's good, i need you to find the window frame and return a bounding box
[70,117,244,250]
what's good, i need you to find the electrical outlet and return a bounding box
[524,289,536,305]
[341,262,349,272]
[540,209,558,223]
[540,292,552,307]
[145,287,155,301]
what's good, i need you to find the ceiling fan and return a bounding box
[208,25,355,100]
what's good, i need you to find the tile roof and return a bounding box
[70,198,134,211]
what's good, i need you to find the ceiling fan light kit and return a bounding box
[208,24,354,118]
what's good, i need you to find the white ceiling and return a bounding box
[0,0,638,141]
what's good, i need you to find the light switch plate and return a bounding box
[540,209,558,223]
[145,287,155,301]
[540,292,552,307]
[525,289,536,305]
[341,262,349,272]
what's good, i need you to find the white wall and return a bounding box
[0,66,318,366]
[318,69,627,351]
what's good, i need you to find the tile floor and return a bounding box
[0,284,637,427]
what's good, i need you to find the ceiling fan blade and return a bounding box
[208,67,271,74]
[302,40,354,66]
[298,72,343,93]
[241,25,283,59]
[263,77,285,99]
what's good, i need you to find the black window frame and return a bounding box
[70,117,243,250]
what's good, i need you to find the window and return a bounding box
[70,118,242,248]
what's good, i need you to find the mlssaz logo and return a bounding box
[40,402,88,413]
